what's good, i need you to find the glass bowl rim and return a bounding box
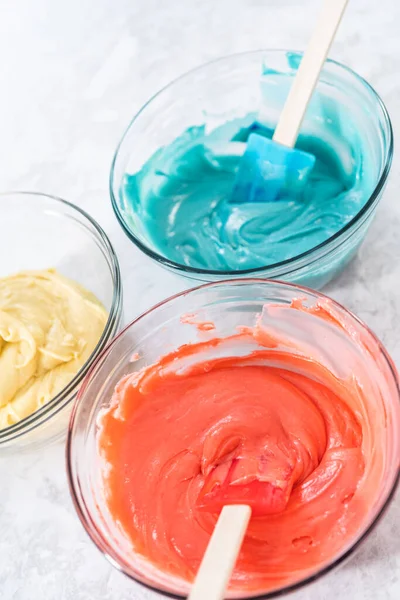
[66,277,400,600]
[0,190,123,444]
[110,48,394,277]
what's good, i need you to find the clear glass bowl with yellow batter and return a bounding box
[0,192,122,451]
[67,279,400,599]
[111,50,393,289]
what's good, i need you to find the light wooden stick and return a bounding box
[273,0,349,148]
[188,505,251,600]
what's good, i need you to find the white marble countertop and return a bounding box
[1,0,400,598]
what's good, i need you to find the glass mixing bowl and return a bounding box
[110,50,393,289]
[67,279,400,599]
[0,192,122,451]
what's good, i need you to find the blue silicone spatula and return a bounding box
[230,0,349,204]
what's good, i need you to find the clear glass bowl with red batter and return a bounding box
[67,279,400,599]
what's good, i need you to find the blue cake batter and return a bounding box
[121,105,374,272]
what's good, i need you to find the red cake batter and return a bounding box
[98,300,385,593]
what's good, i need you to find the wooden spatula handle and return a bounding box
[188,505,252,600]
[273,0,349,148]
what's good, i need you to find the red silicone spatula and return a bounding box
[188,455,296,600]
[197,455,296,516]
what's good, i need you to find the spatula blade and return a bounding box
[230,133,315,204]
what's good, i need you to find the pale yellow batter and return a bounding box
[0,269,108,430]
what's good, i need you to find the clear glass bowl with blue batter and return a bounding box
[111,50,393,289]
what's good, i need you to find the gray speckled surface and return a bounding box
[1,0,400,598]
